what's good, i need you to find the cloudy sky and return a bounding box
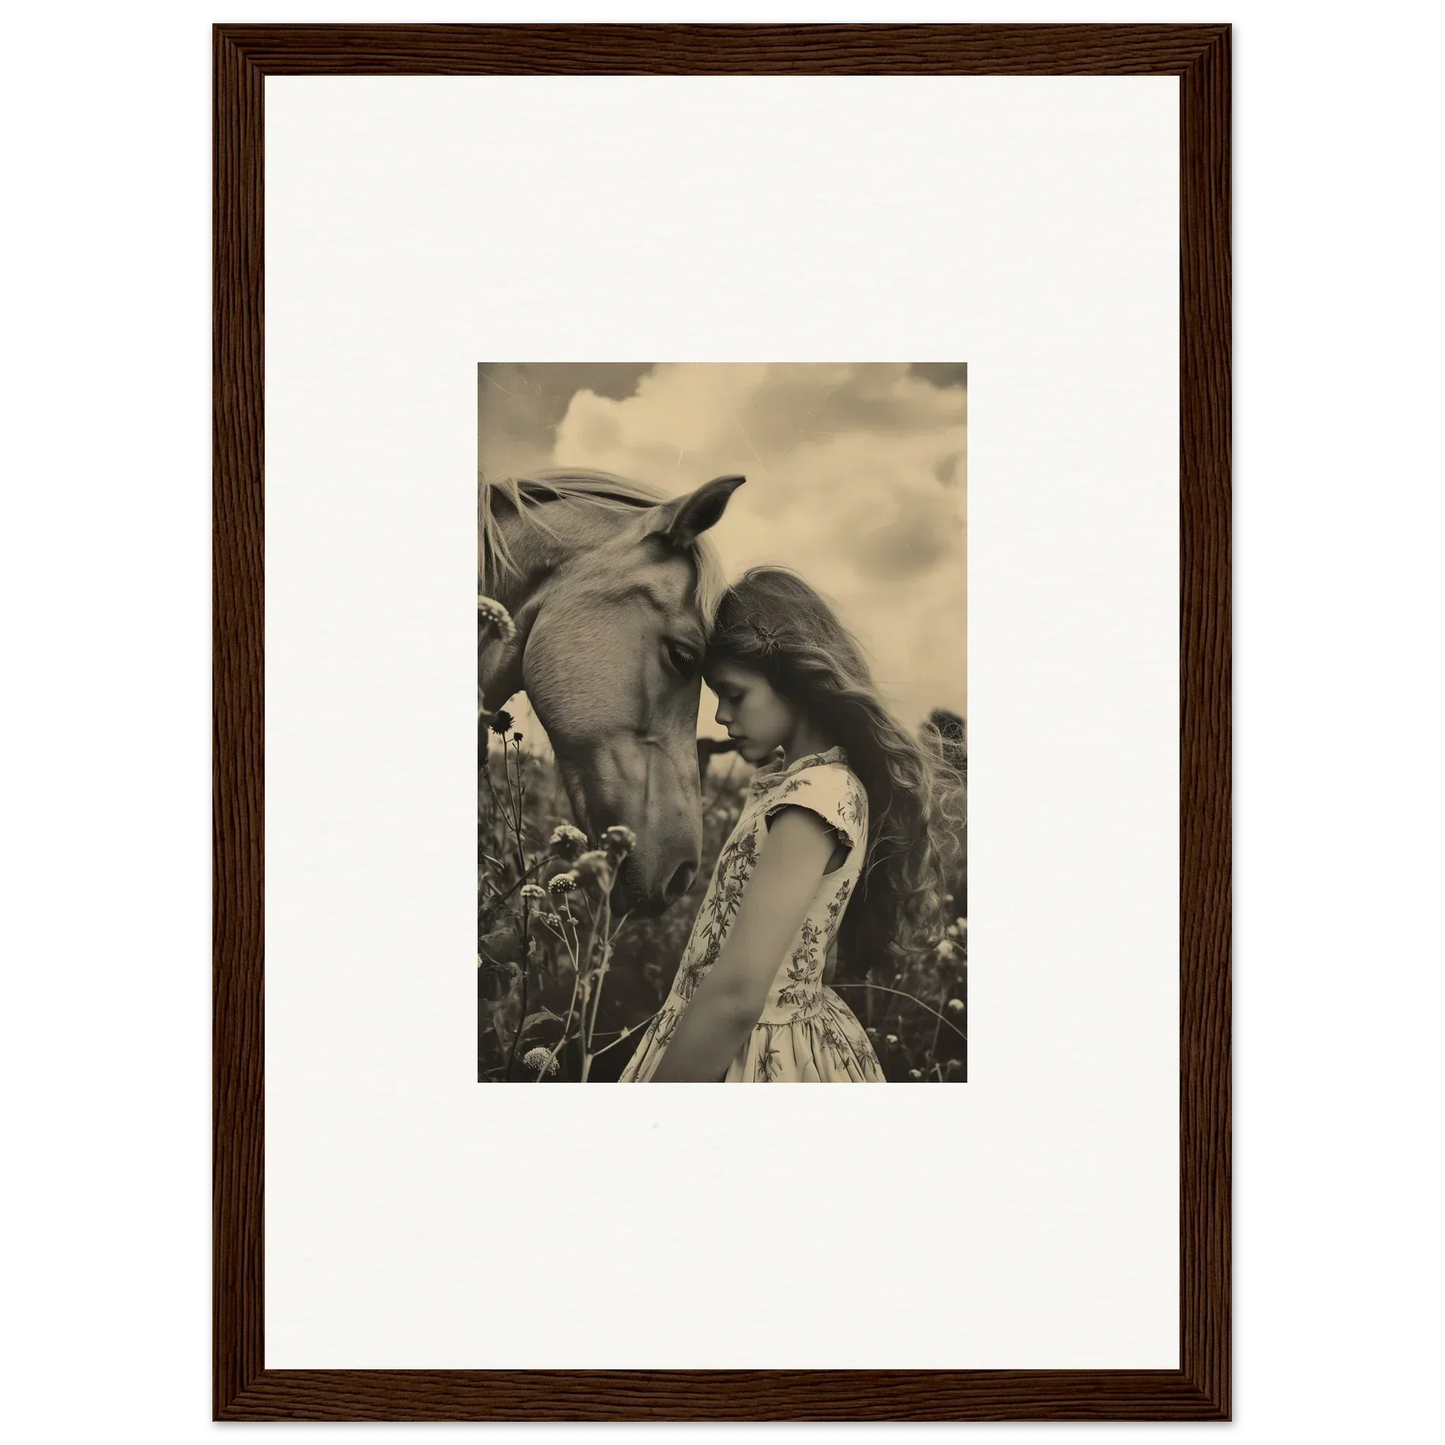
[478,362,966,741]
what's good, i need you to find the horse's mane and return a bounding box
[480,469,728,627]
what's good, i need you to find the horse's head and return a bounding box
[521,474,745,917]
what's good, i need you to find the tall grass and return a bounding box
[478,604,968,1083]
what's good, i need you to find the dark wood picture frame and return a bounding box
[215,22,1229,1422]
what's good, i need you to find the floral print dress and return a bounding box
[620,747,885,1083]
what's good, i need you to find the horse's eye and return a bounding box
[665,642,698,679]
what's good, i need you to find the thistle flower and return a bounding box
[548,824,588,861]
[488,708,515,736]
[548,871,580,897]
[478,594,517,644]
[519,884,547,904]
[573,850,614,890]
[601,824,637,859]
[522,1046,558,1076]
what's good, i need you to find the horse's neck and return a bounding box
[479,500,615,710]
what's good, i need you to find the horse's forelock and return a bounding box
[689,531,727,631]
[482,469,728,630]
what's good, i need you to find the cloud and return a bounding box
[477,363,654,479]
[908,362,969,390]
[482,362,967,733]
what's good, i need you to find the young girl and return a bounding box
[619,566,962,1083]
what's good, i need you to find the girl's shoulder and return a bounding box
[793,757,861,797]
[809,751,864,789]
[762,754,868,845]
[817,761,868,822]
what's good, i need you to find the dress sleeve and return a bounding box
[763,766,865,852]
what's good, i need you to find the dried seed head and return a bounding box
[548,824,588,862]
[573,850,614,890]
[477,595,517,644]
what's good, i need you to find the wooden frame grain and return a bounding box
[214,23,1230,1421]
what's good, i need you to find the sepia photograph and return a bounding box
[478,363,967,1082]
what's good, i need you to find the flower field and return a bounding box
[478,718,967,1084]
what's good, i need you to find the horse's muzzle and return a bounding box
[612,857,694,919]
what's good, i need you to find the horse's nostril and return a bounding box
[667,863,697,899]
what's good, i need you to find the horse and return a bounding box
[480,468,745,918]
[695,734,740,785]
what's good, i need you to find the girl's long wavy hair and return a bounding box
[706,567,966,978]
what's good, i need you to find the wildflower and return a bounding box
[512,731,524,743]
[935,939,954,959]
[943,894,954,905]
[521,1046,558,1076]
[885,1034,898,1046]
[488,708,515,736]
[548,824,588,861]
[908,1069,923,1080]
[573,850,614,891]
[477,595,517,644]
[548,871,580,897]
[946,922,961,938]
[519,884,547,904]
[601,824,637,859]
[947,998,965,1014]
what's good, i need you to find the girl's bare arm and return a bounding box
[648,809,835,1082]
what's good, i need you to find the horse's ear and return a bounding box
[651,474,745,549]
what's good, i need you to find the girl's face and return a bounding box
[706,660,797,764]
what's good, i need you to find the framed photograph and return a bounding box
[215,23,1229,1421]
[474,362,969,1088]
